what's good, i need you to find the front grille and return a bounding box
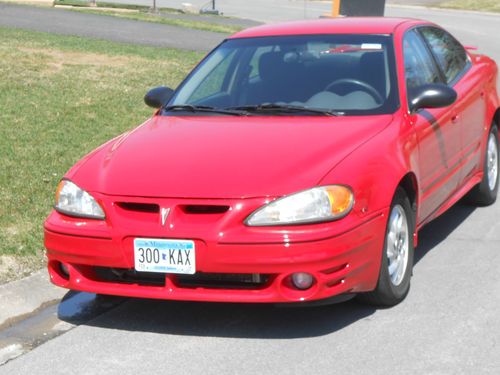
[94,268,271,290]
[94,267,165,286]
[175,272,270,290]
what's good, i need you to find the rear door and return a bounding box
[418,26,486,187]
[403,29,462,222]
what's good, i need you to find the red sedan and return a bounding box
[45,18,499,306]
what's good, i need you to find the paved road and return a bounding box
[101,0,481,23]
[1,3,499,67]
[2,201,500,374]
[3,3,497,76]
[0,3,226,51]
[1,3,500,375]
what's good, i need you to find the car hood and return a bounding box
[69,115,393,199]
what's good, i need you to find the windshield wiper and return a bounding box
[226,103,341,116]
[162,105,248,116]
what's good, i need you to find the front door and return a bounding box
[403,29,462,222]
[419,26,487,187]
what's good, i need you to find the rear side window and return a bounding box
[403,30,442,90]
[419,27,469,84]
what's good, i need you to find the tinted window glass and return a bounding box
[419,27,468,84]
[403,30,442,90]
[170,34,399,116]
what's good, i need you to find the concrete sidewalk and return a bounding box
[0,270,65,329]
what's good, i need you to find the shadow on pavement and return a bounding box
[63,297,376,339]
[57,291,125,325]
[57,201,476,339]
[414,200,476,264]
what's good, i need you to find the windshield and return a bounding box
[167,34,399,116]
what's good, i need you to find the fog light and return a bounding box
[60,263,70,277]
[291,272,314,290]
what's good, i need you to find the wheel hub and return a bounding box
[487,133,498,192]
[386,205,409,286]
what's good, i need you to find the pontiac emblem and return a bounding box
[160,207,170,226]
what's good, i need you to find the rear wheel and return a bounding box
[357,187,415,306]
[467,125,499,206]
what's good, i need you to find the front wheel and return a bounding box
[357,187,415,307]
[467,125,499,206]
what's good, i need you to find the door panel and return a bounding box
[403,30,462,222]
[454,67,486,184]
[418,26,486,189]
[412,108,462,220]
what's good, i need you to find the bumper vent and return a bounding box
[116,202,160,213]
[175,272,270,289]
[95,267,165,286]
[94,268,270,290]
[181,205,230,214]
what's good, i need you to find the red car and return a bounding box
[45,18,499,306]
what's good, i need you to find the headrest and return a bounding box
[258,52,285,82]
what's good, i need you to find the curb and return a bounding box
[0,270,66,329]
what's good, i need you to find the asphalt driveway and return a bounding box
[0,3,227,51]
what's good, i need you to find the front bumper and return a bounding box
[44,197,388,303]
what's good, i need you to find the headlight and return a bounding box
[55,180,105,219]
[246,185,354,226]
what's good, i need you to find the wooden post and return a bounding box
[332,0,341,17]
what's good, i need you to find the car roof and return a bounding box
[230,17,426,39]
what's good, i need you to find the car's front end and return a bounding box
[45,19,407,304]
[45,188,390,303]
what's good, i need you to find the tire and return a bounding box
[467,125,499,206]
[357,187,415,307]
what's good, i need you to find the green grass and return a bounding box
[53,0,243,34]
[0,27,202,281]
[438,0,500,12]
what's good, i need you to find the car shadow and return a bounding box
[414,200,476,264]
[58,202,476,339]
[69,298,377,339]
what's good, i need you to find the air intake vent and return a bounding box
[182,205,230,214]
[94,267,165,286]
[117,202,160,213]
[175,272,270,289]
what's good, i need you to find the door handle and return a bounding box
[451,114,460,124]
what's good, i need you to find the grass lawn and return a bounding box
[0,27,202,283]
[438,0,500,12]
[53,0,244,34]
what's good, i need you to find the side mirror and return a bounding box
[409,83,457,113]
[144,86,175,108]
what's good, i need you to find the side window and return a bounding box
[403,30,442,90]
[419,27,468,84]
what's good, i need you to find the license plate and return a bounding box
[134,238,195,274]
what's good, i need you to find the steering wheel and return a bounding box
[324,78,384,104]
